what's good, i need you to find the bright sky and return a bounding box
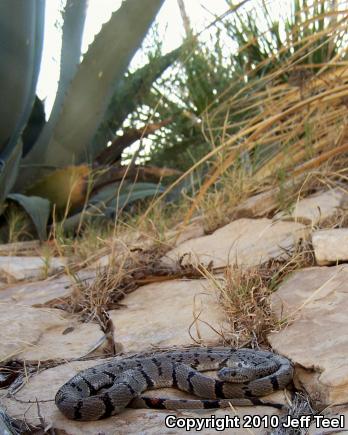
[37,0,230,116]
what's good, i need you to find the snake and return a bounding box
[55,347,293,421]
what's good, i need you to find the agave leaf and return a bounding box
[122,182,165,193]
[91,181,164,208]
[56,0,88,110]
[25,0,164,168]
[7,193,50,241]
[14,0,88,192]
[105,182,165,217]
[89,182,122,205]
[93,46,182,154]
[59,181,164,232]
[22,96,46,156]
[0,141,22,214]
[0,0,44,205]
[24,0,87,160]
[0,0,45,154]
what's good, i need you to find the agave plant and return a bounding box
[0,0,185,241]
[0,0,45,213]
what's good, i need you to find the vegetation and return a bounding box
[0,0,346,247]
[137,0,348,233]
[0,0,174,241]
[1,0,347,244]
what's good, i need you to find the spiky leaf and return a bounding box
[0,141,22,214]
[7,193,50,240]
[0,0,45,154]
[93,46,182,153]
[25,0,164,167]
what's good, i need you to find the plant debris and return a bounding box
[39,248,213,324]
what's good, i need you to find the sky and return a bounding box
[37,0,231,116]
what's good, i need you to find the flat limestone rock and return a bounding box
[274,189,344,225]
[164,218,306,268]
[0,240,41,255]
[0,275,71,306]
[0,256,66,283]
[166,217,205,246]
[268,265,348,407]
[0,303,104,362]
[109,279,228,353]
[312,229,348,265]
[1,358,285,435]
[0,270,95,306]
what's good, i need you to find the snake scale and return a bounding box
[55,347,293,421]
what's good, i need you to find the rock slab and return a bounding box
[268,265,348,407]
[0,270,95,306]
[0,256,65,282]
[0,303,104,362]
[165,218,306,268]
[109,279,228,353]
[274,188,344,225]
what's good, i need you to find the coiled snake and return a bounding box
[55,347,293,421]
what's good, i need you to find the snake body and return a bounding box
[55,347,293,421]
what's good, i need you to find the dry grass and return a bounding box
[64,249,164,322]
[70,267,126,322]
[198,167,252,233]
[1,205,34,243]
[142,1,348,233]
[200,240,315,348]
[44,246,206,325]
[44,192,190,273]
[220,264,277,347]
[122,201,185,247]
[48,217,115,260]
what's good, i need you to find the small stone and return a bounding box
[312,228,348,265]
[274,189,344,225]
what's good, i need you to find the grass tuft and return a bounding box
[200,240,315,348]
[219,264,277,347]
